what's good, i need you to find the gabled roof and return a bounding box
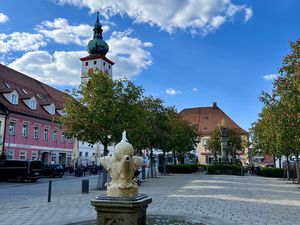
[180,102,247,136]
[0,64,67,121]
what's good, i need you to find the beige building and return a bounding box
[180,102,248,165]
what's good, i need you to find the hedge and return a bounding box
[207,164,243,175]
[158,164,198,173]
[261,168,284,178]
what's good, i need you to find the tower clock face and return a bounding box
[88,68,94,75]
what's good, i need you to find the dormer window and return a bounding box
[22,88,28,95]
[36,93,42,99]
[3,82,11,88]
[42,103,56,115]
[11,90,19,105]
[50,104,55,115]
[29,98,37,110]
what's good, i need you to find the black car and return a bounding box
[0,160,43,182]
[43,164,64,178]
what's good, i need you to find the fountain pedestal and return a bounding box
[91,194,152,225]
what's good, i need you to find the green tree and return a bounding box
[251,39,300,182]
[61,70,144,188]
[207,127,245,164]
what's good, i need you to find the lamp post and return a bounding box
[7,125,13,159]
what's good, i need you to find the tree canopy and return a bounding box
[250,39,300,159]
[61,70,201,161]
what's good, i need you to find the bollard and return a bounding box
[141,165,146,180]
[48,180,52,202]
[82,179,89,193]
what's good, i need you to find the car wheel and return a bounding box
[16,176,24,183]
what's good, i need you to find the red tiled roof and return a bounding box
[180,103,247,135]
[0,64,67,121]
[80,54,115,65]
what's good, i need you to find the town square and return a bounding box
[0,1,300,225]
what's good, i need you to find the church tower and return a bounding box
[80,12,114,84]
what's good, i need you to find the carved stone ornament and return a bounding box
[100,131,143,197]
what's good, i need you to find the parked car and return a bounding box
[43,164,64,178]
[0,160,43,182]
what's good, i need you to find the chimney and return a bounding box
[212,102,217,108]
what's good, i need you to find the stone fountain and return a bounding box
[91,131,152,225]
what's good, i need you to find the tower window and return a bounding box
[85,62,88,66]
[94,60,97,65]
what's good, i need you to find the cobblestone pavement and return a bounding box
[0,173,300,225]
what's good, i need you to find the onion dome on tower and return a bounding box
[80,12,114,84]
[87,12,109,56]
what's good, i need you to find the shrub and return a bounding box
[261,168,284,178]
[207,164,243,175]
[158,164,198,173]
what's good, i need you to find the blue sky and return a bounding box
[0,0,299,131]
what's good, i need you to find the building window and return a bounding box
[36,93,42,99]
[62,131,65,142]
[22,124,28,137]
[94,60,97,65]
[19,151,27,160]
[53,130,58,141]
[108,65,111,69]
[11,93,18,105]
[3,82,11,88]
[6,149,14,159]
[202,138,208,148]
[44,128,49,140]
[85,62,88,66]
[51,153,57,163]
[85,152,88,157]
[32,152,38,160]
[103,62,106,66]
[79,151,82,157]
[49,105,55,115]
[29,99,37,110]
[33,126,39,139]
[9,121,16,135]
[22,88,28,94]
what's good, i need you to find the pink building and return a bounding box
[0,64,74,165]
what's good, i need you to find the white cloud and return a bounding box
[262,74,278,81]
[7,29,152,85]
[107,29,152,79]
[57,0,252,35]
[0,33,47,53]
[9,51,85,86]
[166,88,181,96]
[0,13,9,24]
[193,88,198,92]
[36,18,95,46]
[244,8,253,22]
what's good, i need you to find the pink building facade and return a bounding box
[5,113,73,165]
[0,64,74,165]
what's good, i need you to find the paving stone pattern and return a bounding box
[0,174,300,225]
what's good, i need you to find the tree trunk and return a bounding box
[150,149,154,178]
[273,155,276,167]
[286,156,290,180]
[173,150,176,165]
[296,158,300,184]
[163,150,167,175]
[97,141,108,190]
[279,157,282,168]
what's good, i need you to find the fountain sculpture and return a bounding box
[91,131,152,225]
